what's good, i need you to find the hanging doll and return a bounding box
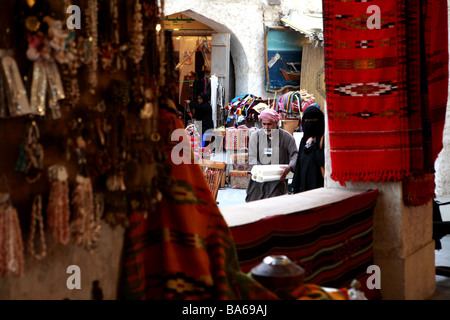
[46,165,70,245]
[0,176,24,277]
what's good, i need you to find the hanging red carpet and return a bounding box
[323,0,448,206]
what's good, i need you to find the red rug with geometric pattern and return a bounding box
[323,0,448,206]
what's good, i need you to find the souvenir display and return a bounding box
[229,170,251,189]
[225,126,249,151]
[27,194,47,260]
[46,165,70,245]
[0,176,24,277]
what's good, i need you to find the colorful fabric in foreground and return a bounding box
[323,0,448,205]
[229,190,378,296]
[120,108,278,300]
[293,284,349,300]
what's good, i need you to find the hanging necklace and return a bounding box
[129,0,145,65]
[85,0,98,90]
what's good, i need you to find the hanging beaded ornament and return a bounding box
[46,165,71,245]
[71,174,100,253]
[129,0,145,65]
[98,0,121,72]
[0,175,24,277]
[84,0,98,89]
[15,121,44,184]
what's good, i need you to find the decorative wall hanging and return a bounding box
[46,165,70,245]
[27,194,47,260]
[265,26,306,92]
[323,0,449,208]
[0,176,24,277]
[15,121,44,184]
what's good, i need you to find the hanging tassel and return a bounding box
[46,165,71,245]
[0,184,24,277]
[71,174,100,253]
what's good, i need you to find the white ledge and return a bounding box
[221,187,373,227]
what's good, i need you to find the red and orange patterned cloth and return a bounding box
[323,0,448,206]
[119,107,350,300]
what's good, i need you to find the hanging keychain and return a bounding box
[0,175,24,277]
[15,120,44,184]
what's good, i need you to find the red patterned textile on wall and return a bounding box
[323,0,448,206]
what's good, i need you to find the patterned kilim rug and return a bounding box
[323,0,448,206]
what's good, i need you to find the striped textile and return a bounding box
[119,107,279,300]
[229,189,379,295]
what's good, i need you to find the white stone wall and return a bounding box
[164,0,323,99]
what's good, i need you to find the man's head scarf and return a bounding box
[258,108,280,124]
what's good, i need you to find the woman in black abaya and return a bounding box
[291,104,325,193]
[186,92,213,136]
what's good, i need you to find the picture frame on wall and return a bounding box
[264,26,306,92]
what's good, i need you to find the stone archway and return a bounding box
[164,9,250,99]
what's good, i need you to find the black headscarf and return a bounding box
[198,92,209,103]
[300,104,325,148]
